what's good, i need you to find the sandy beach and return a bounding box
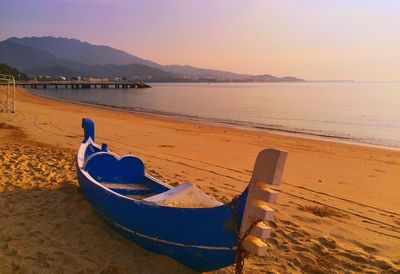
[0,88,399,273]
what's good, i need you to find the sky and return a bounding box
[0,0,399,81]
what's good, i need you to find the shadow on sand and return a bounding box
[0,125,194,274]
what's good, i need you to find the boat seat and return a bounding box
[99,182,152,196]
[100,183,150,190]
[84,152,145,183]
[143,182,222,208]
[125,193,155,200]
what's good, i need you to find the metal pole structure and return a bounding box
[0,82,2,112]
[0,74,5,112]
[0,74,16,113]
[11,75,16,112]
[0,80,3,112]
[6,80,10,112]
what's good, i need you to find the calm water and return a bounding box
[28,82,400,148]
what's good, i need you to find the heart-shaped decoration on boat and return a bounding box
[84,152,145,183]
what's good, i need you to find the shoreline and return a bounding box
[1,88,399,272]
[26,89,400,151]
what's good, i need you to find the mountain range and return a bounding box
[0,36,305,82]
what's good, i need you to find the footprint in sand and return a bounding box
[281,219,300,228]
[318,237,337,249]
[35,251,50,268]
[5,245,18,256]
[209,186,218,192]
[290,230,309,239]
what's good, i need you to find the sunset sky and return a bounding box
[1,0,399,81]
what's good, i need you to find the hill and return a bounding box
[0,63,29,80]
[0,40,78,72]
[0,36,305,82]
[0,40,174,80]
[7,36,162,68]
[28,63,173,81]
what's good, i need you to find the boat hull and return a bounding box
[77,166,246,271]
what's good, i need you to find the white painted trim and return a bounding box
[113,220,233,250]
[77,137,100,168]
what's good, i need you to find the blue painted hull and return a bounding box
[76,117,288,271]
[77,163,247,271]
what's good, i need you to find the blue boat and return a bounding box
[76,118,288,272]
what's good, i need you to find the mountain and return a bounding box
[0,40,78,71]
[25,65,81,78]
[162,66,303,82]
[0,40,174,80]
[162,65,249,80]
[0,36,305,82]
[0,63,29,80]
[29,63,173,81]
[7,36,162,68]
[80,64,171,80]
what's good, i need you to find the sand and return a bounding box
[0,88,399,273]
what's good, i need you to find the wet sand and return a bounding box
[0,88,399,273]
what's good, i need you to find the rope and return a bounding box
[232,195,263,274]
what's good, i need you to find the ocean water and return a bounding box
[28,82,400,148]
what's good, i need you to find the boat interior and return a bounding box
[82,142,222,207]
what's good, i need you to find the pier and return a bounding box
[12,81,151,89]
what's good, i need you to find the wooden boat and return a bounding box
[76,118,287,272]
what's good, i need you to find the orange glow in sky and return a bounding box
[1,1,399,81]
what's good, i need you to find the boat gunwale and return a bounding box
[77,138,233,209]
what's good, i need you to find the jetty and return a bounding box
[13,81,151,89]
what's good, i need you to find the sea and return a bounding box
[28,82,400,148]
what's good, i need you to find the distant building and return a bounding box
[35,75,52,81]
[88,77,108,83]
[113,77,128,82]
